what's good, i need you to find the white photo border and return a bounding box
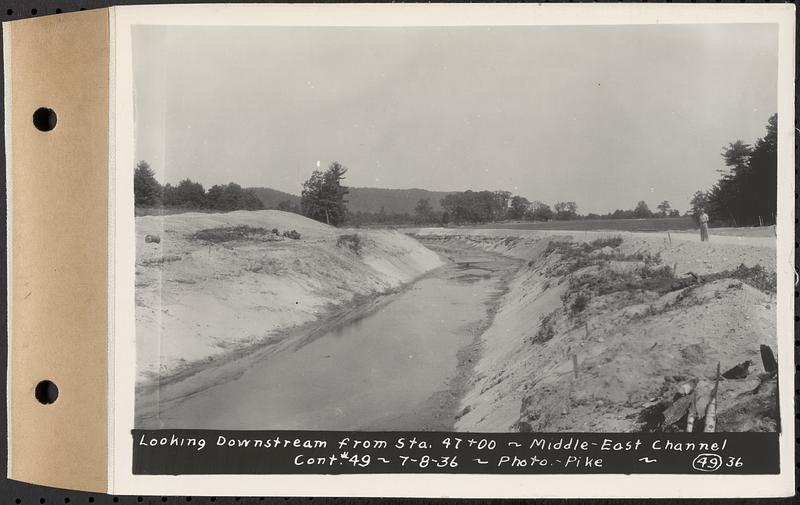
[110,3,796,497]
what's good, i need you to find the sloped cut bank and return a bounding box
[135,210,443,385]
[415,229,778,432]
[138,244,518,430]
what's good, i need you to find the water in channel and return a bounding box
[145,243,520,430]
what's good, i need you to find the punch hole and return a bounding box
[33,107,57,132]
[34,380,58,404]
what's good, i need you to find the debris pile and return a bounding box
[638,346,778,433]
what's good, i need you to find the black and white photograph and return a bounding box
[131,20,781,436]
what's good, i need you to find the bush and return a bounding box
[701,263,776,294]
[589,236,623,249]
[569,292,590,316]
[192,225,269,242]
[282,230,301,240]
[544,238,630,276]
[272,228,279,235]
[337,234,362,255]
[141,254,181,266]
[533,311,557,343]
[570,263,675,297]
[627,264,675,292]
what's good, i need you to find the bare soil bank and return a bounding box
[135,211,777,432]
[135,210,443,385]
[137,244,519,430]
[414,229,778,432]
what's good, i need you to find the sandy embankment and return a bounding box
[415,227,778,432]
[135,210,443,384]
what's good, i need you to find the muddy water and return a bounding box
[145,244,519,430]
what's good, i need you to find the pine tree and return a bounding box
[300,162,350,226]
[133,161,162,207]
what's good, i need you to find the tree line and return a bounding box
[411,196,683,226]
[583,200,681,220]
[135,115,776,228]
[688,114,777,227]
[134,161,263,211]
[281,161,688,227]
[135,158,697,228]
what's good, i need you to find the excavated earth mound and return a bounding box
[415,229,778,433]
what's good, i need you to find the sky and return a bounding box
[133,23,778,214]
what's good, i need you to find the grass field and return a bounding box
[135,206,222,217]
[468,216,697,232]
[137,209,775,238]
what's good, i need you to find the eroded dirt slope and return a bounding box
[135,210,443,383]
[415,230,778,432]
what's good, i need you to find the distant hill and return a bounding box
[248,187,301,209]
[248,186,454,215]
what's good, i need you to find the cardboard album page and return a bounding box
[6,3,797,497]
[4,9,109,492]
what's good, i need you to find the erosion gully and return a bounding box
[137,239,521,430]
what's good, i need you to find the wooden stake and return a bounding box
[704,362,721,433]
[686,392,697,433]
[667,231,672,245]
[760,344,777,374]
[572,354,578,378]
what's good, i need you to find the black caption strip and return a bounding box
[132,430,779,475]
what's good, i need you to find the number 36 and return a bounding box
[726,457,743,468]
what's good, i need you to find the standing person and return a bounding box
[699,208,709,242]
